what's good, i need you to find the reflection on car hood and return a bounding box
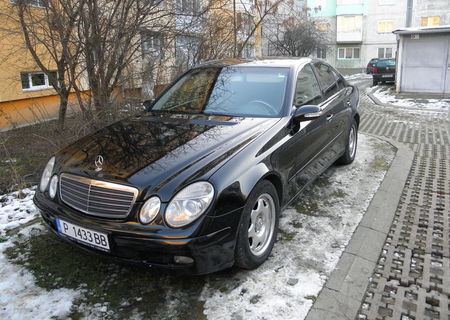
[57,112,279,197]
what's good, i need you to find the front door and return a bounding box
[276,64,328,200]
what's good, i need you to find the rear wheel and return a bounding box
[337,120,358,165]
[235,180,279,269]
[372,79,378,86]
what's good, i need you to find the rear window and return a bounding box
[377,60,395,67]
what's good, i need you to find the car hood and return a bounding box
[57,112,279,200]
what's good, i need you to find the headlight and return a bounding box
[48,175,58,199]
[39,156,55,192]
[165,181,214,228]
[139,196,161,224]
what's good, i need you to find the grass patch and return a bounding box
[278,229,297,242]
[305,295,317,301]
[5,228,207,319]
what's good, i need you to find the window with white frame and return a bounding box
[337,47,360,59]
[377,47,393,59]
[377,20,394,33]
[10,0,49,8]
[20,71,56,91]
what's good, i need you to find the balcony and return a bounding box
[336,15,363,43]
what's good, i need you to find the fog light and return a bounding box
[174,256,194,264]
[49,175,58,199]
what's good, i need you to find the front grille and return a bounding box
[59,173,138,218]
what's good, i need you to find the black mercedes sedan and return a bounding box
[34,58,360,274]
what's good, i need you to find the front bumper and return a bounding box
[34,192,242,275]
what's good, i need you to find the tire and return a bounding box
[372,79,378,86]
[235,180,280,270]
[337,120,358,165]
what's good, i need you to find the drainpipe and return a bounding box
[406,0,413,27]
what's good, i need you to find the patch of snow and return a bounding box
[372,87,450,111]
[0,189,80,320]
[0,187,39,236]
[344,73,372,81]
[201,134,395,320]
[0,240,80,319]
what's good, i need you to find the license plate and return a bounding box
[382,74,393,78]
[56,218,110,251]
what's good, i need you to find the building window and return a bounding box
[377,21,394,33]
[176,0,200,14]
[378,0,394,5]
[10,0,48,8]
[317,48,327,59]
[20,71,56,91]
[141,31,163,56]
[421,16,440,27]
[338,47,360,59]
[378,47,393,58]
[337,15,362,32]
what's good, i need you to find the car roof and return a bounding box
[195,57,313,70]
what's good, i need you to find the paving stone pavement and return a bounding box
[356,88,450,320]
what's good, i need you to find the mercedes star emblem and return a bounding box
[95,155,104,172]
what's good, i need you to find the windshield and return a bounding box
[151,66,290,117]
[377,59,395,67]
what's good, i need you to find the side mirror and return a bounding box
[293,105,322,123]
[143,99,155,111]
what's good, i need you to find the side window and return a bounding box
[330,67,345,90]
[294,65,322,106]
[313,63,339,98]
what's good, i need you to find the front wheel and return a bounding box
[337,120,358,165]
[235,180,280,269]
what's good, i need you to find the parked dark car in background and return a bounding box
[366,58,379,74]
[34,58,360,275]
[372,58,396,86]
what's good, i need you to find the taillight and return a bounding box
[372,66,378,73]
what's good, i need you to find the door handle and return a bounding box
[346,100,352,106]
[326,114,334,121]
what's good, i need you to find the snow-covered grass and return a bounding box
[0,134,395,320]
[372,86,450,111]
[0,189,80,319]
[200,134,395,319]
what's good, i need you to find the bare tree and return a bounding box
[74,0,176,123]
[235,0,286,58]
[7,0,84,130]
[265,4,329,57]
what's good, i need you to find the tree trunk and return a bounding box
[58,93,69,131]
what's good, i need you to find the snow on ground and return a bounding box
[200,134,395,320]
[0,133,395,320]
[0,188,80,319]
[372,87,450,111]
[0,187,38,236]
[344,73,372,81]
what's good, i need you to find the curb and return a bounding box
[305,134,414,320]
[367,87,450,114]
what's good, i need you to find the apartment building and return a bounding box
[307,0,450,73]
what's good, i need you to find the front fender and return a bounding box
[209,161,273,216]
